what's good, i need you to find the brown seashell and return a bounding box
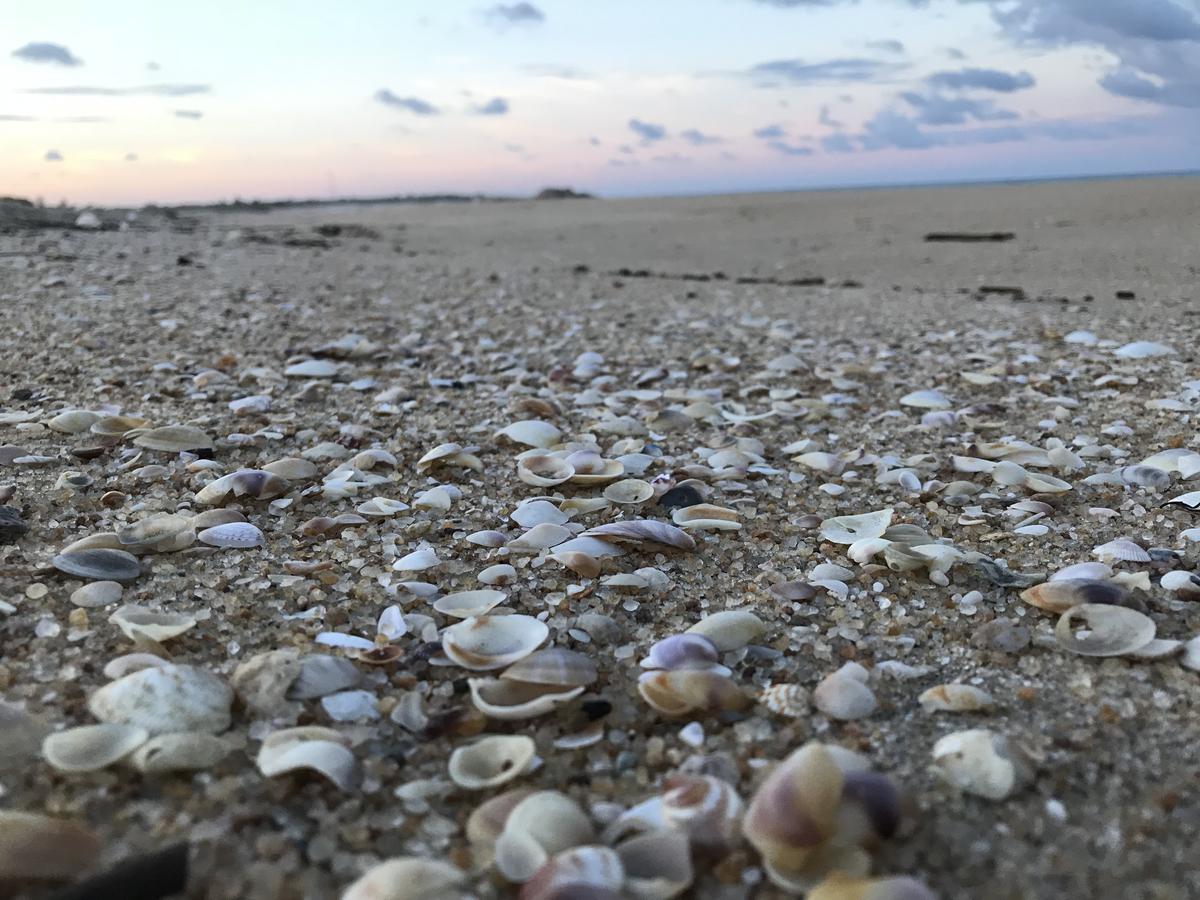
[637,670,750,716]
[501,648,598,687]
[1020,579,1129,614]
[552,551,601,579]
[0,810,102,881]
[195,469,287,505]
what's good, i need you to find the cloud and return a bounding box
[821,133,855,152]
[486,3,545,27]
[628,118,667,142]
[374,89,439,115]
[125,152,138,162]
[900,89,1019,125]
[44,149,63,162]
[473,97,509,115]
[680,128,723,145]
[173,109,204,119]
[503,143,524,153]
[866,39,905,53]
[750,0,841,6]
[859,109,936,149]
[0,114,37,121]
[753,124,787,139]
[12,42,81,66]
[944,47,967,60]
[589,136,602,146]
[766,139,814,156]
[26,84,209,96]
[147,61,160,71]
[521,64,590,79]
[927,67,1035,92]
[652,153,691,164]
[819,105,843,128]
[750,57,905,85]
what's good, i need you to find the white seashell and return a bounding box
[761,683,810,718]
[493,791,595,882]
[285,359,339,377]
[810,563,854,582]
[1063,329,1098,345]
[290,655,363,699]
[1051,562,1112,582]
[448,734,536,789]
[1161,570,1200,596]
[442,615,549,670]
[130,732,230,773]
[1092,538,1150,563]
[321,690,380,722]
[315,631,376,651]
[522,845,624,899]
[847,537,889,564]
[89,664,233,735]
[931,729,1033,800]
[496,419,562,449]
[466,529,508,548]
[919,684,995,713]
[671,504,741,531]
[820,508,893,544]
[1114,341,1174,358]
[198,522,264,548]
[256,726,357,789]
[357,497,410,517]
[1013,524,1049,536]
[1164,490,1200,510]
[501,648,598,687]
[508,522,573,552]
[685,610,765,651]
[511,500,570,528]
[103,653,170,680]
[42,723,149,773]
[70,580,124,608]
[900,389,951,409]
[479,564,518,586]
[394,547,440,572]
[1127,638,1183,660]
[554,536,626,558]
[195,469,287,505]
[48,410,101,434]
[413,486,454,512]
[110,605,197,643]
[795,451,844,474]
[433,589,508,619]
[603,479,654,505]
[517,454,575,487]
[468,678,584,721]
[341,857,467,900]
[813,663,876,720]
[582,519,696,551]
[1181,635,1200,671]
[1055,603,1156,656]
[616,829,694,900]
[262,457,319,480]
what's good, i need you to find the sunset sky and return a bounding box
[3,0,1198,204]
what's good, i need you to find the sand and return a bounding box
[1,175,1199,899]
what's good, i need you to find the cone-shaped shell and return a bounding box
[443,615,549,670]
[448,734,536,789]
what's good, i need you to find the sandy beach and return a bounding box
[2,174,1200,899]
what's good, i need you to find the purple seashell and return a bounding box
[639,633,729,675]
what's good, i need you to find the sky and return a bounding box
[2,0,1198,204]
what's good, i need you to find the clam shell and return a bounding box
[262,457,319,480]
[517,454,575,487]
[110,605,197,642]
[433,589,508,619]
[0,811,101,881]
[196,469,287,505]
[469,678,584,720]
[358,496,411,516]
[671,504,741,531]
[1114,340,1174,358]
[616,830,693,900]
[42,723,149,773]
[53,548,141,582]
[88,664,233,735]
[603,479,654,505]
[191,508,247,529]
[637,670,750,716]
[551,551,602,578]
[568,459,625,486]
[640,634,725,673]
[90,415,149,437]
[495,419,562,449]
[479,563,518,586]
[813,664,877,720]
[495,791,595,882]
[918,684,995,713]
[198,522,264,548]
[130,732,230,773]
[133,425,213,452]
[511,500,570,528]
[553,536,627,558]
[520,846,624,900]
[582,519,696,551]
[508,522,573,551]
[1121,465,1171,490]
[117,513,192,550]
[1023,471,1072,494]
[290,654,363,699]
[342,857,467,900]
[1050,562,1112,582]
[931,728,1033,800]
[394,547,440,571]
[467,529,509,548]
[660,774,743,856]
[285,358,339,377]
[442,615,549,670]
[561,497,613,515]
[1165,490,1200,510]
[1161,570,1200,595]
[70,580,123,608]
[417,441,466,471]
[686,610,765,651]
[1055,603,1156,656]
[501,648,598,686]
[1092,538,1150,563]
[448,734,536,789]
[899,389,951,409]
[1020,578,1129,614]
[819,509,893,544]
[47,410,99,434]
[256,726,358,789]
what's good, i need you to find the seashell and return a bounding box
[117,513,192,550]
[285,358,339,377]
[321,690,380,722]
[1092,538,1151,563]
[919,684,995,713]
[512,500,570,528]
[659,774,743,856]
[448,734,536,789]
[520,846,624,900]
[494,791,595,882]
[501,648,598,687]
[603,478,654,505]
[468,678,584,720]
[0,810,101,881]
[103,653,170,680]
[508,522,573,552]
[130,732,230,773]
[671,504,741,531]
[564,449,606,474]
[685,610,765,651]
[899,389,951,409]
[416,441,482,474]
[640,633,726,673]
[616,829,693,899]
[569,459,626,486]
[196,469,287,505]
[551,551,602,578]
[811,562,855,582]
[110,605,197,642]
[442,615,549,670]
[1023,471,1072,494]
[467,787,535,853]
[133,424,213,452]
[232,648,305,717]
[290,654,363,699]
[198,521,264,548]
[553,535,628,558]
[42,723,149,773]
[434,589,508,619]
[1055,603,1156,656]
[1121,465,1171,490]
[70,580,124,608]
[813,663,877,720]
[582,519,696,551]
[89,664,233,735]
[256,726,357,789]
[262,457,319,480]
[1127,638,1183,660]
[807,874,937,900]
[90,414,149,437]
[931,728,1033,800]
[1164,490,1200,510]
[637,669,750,716]
[342,856,467,900]
[53,548,141,582]
[467,529,509,548]
[762,683,810,718]
[517,454,575,487]
[480,563,518,585]
[350,448,397,470]
[394,547,440,572]
[794,451,845,475]
[191,508,248,530]
[413,486,455,511]
[357,497,410,517]
[496,420,562,449]
[1050,562,1112,582]
[1020,578,1129,614]
[1161,570,1200,598]
[820,509,893,544]
[55,470,94,491]
[1114,340,1174,358]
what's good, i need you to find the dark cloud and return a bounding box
[173,109,204,119]
[944,47,967,60]
[680,128,723,145]
[44,149,63,162]
[900,89,1019,125]
[486,3,545,27]
[866,39,905,53]
[26,84,209,96]
[12,42,82,66]
[750,57,905,85]
[521,64,590,79]
[766,139,814,156]
[821,133,855,152]
[474,97,509,115]
[927,67,1035,92]
[628,118,667,142]
[374,90,439,115]
[753,124,787,139]
[819,105,844,128]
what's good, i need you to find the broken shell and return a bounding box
[551,551,602,579]
[495,419,562,449]
[256,726,358,790]
[603,479,654,505]
[480,563,518,586]
[918,684,995,713]
[512,500,570,528]
[686,610,765,651]
[1050,562,1112,582]
[196,469,287,505]
[671,504,741,531]
[133,424,213,452]
[42,723,149,773]
[130,732,230,773]
[660,774,744,856]
[1055,603,1156,656]
[637,670,750,716]
[117,513,192,550]
[1121,465,1171,490]
[198,522,264,548]
[70,580,124,608]
[0,811,101,881]
[357,497,411,517]
[501,648,598,687]
[931,729,1033,800]
[814,663,877,720]
[110,605,198,643]
[290,654,363,699]
[262,457,319,480]
[521,846,624,900]
[52,548,141,582]
[433,590,509,619]
[517,455,575,488]
[1164,490,1200,510]
[191,508,247,529]
[508,523,573,552]
[1020,579,1129,614]
[88,664,233,735]
[103,653,170,680]
[762,683,811,718]
[448,734,536,789]
[442,615,549,670]
[342,857,467,900]
[819,509,893,544]
[582,519,696,551]
[494,791,595,882]
[232,648,305,717]
[468,678,585,720]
